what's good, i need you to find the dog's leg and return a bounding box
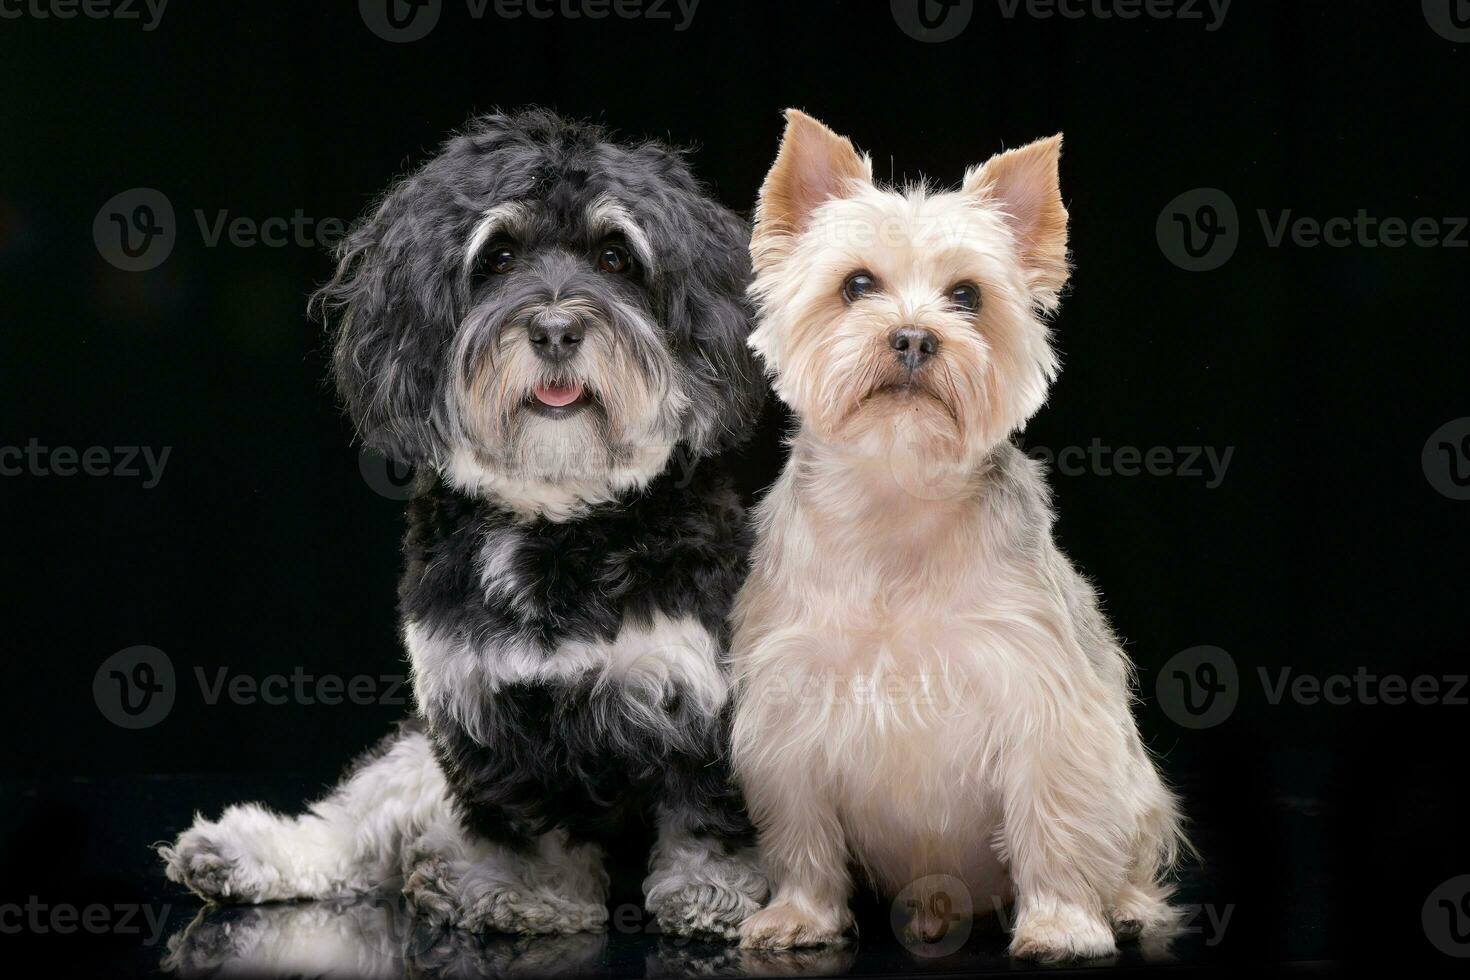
[435,828,609,935]
[160,721,443,903]
[736,770,852,949]
[1108,738,1187,944]
[1000,701,1132,962]
[643,802,768,940]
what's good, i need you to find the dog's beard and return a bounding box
[840,346,964,439]
[765,293,1054,504]
[776,304,984,465]
[817,349,978,503]
[444,297,687,511]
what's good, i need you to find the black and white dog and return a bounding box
[160,110,769,939]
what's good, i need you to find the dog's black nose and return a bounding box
[889,327,938,371]
[528,312,585,362]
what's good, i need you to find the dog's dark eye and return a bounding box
[949,283,981,314]
[479,243,515,277]
[842,272,876,304]
[597,242,632,274]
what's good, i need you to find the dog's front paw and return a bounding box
[1009,900,1116,962]
[738,900,850,949]
[646,852,769,941]
[159,826,276,904]
[459,886,607,935]
[650,878,766,941]
[403,855,460,928]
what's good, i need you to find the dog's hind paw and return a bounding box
[1109,882,1182,939]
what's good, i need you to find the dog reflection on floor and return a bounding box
[648,938,854,978]
[161,899,856,979]
[162,899,604,979]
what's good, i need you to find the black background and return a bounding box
[3,0,1468,973]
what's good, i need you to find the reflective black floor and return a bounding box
[155,897,1230,979]
[0,773,1334,978]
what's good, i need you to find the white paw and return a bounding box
[1010,900,1117,962]
[738,900,850,949]
[159,825,277,904]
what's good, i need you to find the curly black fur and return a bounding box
[312,108,765,464]
[316,109,766,856]
[160,112,768,930]
[402,462,756,850]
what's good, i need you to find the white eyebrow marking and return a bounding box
[463,202,531,271]
[587,195,655,274]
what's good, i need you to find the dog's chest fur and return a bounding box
[735,443,1093,890]
[398,465,752,840]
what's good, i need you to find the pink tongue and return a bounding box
[533,382,584,407]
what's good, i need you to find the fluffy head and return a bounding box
[313,109,764,519]
[748,109,1068,470]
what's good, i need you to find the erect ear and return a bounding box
[751,109,872,268]
[963,134,1069,308]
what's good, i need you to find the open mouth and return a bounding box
[527,381,592,418]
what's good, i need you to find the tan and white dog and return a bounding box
[730,110,1187,961]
